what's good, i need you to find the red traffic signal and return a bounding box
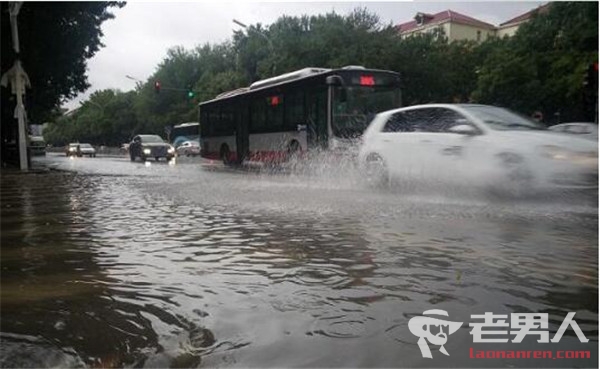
[154,81,161,93]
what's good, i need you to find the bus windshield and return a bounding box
[171,123,200,147]
[332,86,399,138]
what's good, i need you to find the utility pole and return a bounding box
[0,2,30,170]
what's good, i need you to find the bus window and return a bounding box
[221,108,234,135]
[284,90,304,131]
[307,87,328,148]
[250,97,266,133]
[200,110,209,135]
[265,94,284,131]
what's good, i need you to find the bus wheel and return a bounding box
[287,140,300,161]
[220,145,230,165]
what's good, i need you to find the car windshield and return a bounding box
[463,105,546,131]
[140,135,165,143]
[80,144,93,148]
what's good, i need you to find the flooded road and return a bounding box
[1,154,597,368]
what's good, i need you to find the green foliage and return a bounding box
[1,2,125,124]
[472,2,598,122]
[46,3,598,145]
[44,89,137,146]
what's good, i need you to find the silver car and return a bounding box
[176,140,201,157]
[549,122,598,141]
[66,143,96,157]
[358,104,598,193]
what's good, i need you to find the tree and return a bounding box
[472,2,598,122]
[1,2,124,165]
[1,2,125,123]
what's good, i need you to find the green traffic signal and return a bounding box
[187,90,195,98]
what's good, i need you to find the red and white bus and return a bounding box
[199,66,401,164]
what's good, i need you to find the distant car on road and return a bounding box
[78,143,97,157]
[358,104,598,194]
[66,143,79,157]
[548,122,598,141]
[66,143,96,157]
[176,140,201,157]
[129,134,175,162]
[28,136,46,156]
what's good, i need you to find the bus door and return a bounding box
[306,87,328,150]
[235,101,249,164]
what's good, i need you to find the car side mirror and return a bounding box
[449,124,477,135]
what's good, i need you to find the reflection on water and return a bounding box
[1,168,597,368]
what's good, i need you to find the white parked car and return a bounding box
[66,143,96,157]
[548,122,598,141]
[358,104,598,194]
[176,140,201,157]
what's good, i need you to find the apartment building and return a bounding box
[397,4,550,42]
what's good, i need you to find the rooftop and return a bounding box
[397,9,496,33]
[499,3,550,27]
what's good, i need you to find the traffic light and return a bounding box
[584,63,598,89]
[154,81,161,94]
[187,90,195,98]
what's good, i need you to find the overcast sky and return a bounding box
[64,1,546,110]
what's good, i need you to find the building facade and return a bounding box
[397,10,496,43]
[397,4,550,42]
[496,4,550,38]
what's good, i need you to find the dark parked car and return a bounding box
[129,135,175,162]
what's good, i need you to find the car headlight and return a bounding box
[168,146,175,153]
[143,148,151,155]
[69,147,76,152]
[537,145,575,160]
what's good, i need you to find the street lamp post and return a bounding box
[125,75,143,90]
[233,19,276,75]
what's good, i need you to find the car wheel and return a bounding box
[364,154,389,188]
[488,152,533,198]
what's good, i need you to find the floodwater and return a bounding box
[1,154,597,368]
